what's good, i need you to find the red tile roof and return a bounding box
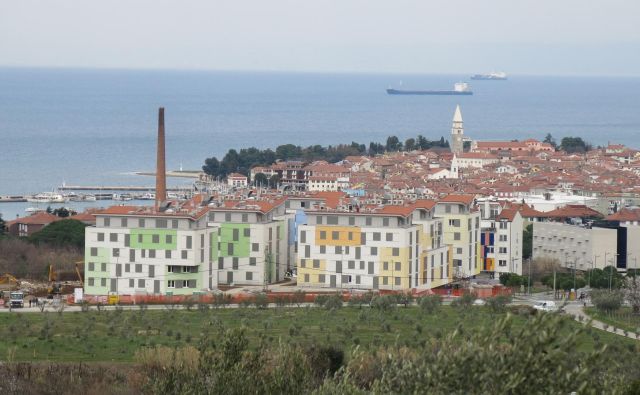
[606,208,640,222]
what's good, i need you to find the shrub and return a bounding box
[591,290,623,312]
[253,293,269,309]
[485,295,512,313]
[451,292,475,308]
[371,295,396,311]
[418,295,442,314]
[323,294,344,311]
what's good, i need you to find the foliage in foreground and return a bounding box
[134,313,635,395]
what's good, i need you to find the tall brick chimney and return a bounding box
[155,107,167,209]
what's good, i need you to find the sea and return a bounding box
[1,67,640,220]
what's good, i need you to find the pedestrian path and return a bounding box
[564,302,639,340]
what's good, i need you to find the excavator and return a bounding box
[47,263,84,298]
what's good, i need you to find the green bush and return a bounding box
[253,293,269,309]
[417,295,442,314]
[485,295,512,313]
[451,292,475,308]
[591,289,623,312]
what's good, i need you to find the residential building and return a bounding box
[227,173,248,188]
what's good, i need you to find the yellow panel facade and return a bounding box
[380,246,411,289]
[314,226,362,246]
[297,258,327,285]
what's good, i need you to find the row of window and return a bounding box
[316,215,393,227]
[302,244,393,258]
[90,247,191,260]
[103,217,181,229]
[216,256,258,270]
[167,280,197,288]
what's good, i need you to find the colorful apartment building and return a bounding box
[434,195,482,279]
[296,200,452,291]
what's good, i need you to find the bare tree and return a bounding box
[625,276,640,314]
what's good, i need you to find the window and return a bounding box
[318,274,326,283]
[181,250,188,259]
[124,234,130,247]
[157,219,167,228]
[129,279,134,288]
[395,262,401,271]
[252,243,259,252]
[320,231,327,240]
[166,235,173,244]
[499,260,507,267]
[138,234,143,243]
[227,243,234,255]
[499,222,508,229]
[395,277,401,286]
[499,235,507,242]
[101,278,107,287]
[320,245,326,254]
[149,249,156,258]
[383,262,389,271]
[125,263,130,272]
[139,219,145,227]
[104,218,111,227]
[445,205,451,213]
[335,246,342,254]
[242,214,248,223]
[313,259,320,268]
[373,232,381,241]
[386,233,393,242]
[172,220,179,229]
[141,249,146,258]
[165,250,172,259]
[454,232,461,241]
[392,248,399,256]
[448,219,460,227]
[365,217,372,226]
[360,261,365,270]
[300,231,306,243]
[304,274,310,283]
[88,278,94,286]
[135,264,142,273]
[246,272,253,281]
[186,236,192,249]
[152,234,159,243]
[383,276,388,285]
[88,262,95,271]
[232,229,239,241]
[348,217,355,225]
[218,257,224,269]
[317,216,323,224]
[499,247,507,254]
[332,231,339,240]
[225,213,231,222]
[90,247,98,256]
[305,245,310,258]
[138,279,145,288]
[97,233,104,241]
[370,247,377,256]
[233,257,239,270]
[348,260,355,269]
[250,257,257,266]
[244,228,250,237]
[348,232,353,241]
[327,216,338,225]
[113,248,120,257]
[167,265,176,273]
[168,280,175,288]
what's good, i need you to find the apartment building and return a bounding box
[84,205,212,296]
[207,197,292,286]
[532,222,617,271]
[434,195,482,278]
[478,199,524,276]
[296,200,451,291]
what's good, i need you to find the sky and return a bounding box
[1,0,639,76]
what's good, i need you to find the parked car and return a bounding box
[533,300,557,312]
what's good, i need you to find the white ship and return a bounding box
[26,192,66,203]
[471,71,507,80]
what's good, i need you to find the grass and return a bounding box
[585,307,640,335]
[0,305,635,362]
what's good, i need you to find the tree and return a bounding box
[624,276,640,314]
[522,224,533,260]
[385,136,402,152]
[404,138,416,152]
[28,219,87,249]
[543,133,557,149]
[268,174,281,188]
[560,136,591,154]
[202,157,220,177]
[0,214,6,236]
[591,289,623,312]
[253,173,269,187]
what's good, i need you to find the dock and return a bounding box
[58,186,184,192]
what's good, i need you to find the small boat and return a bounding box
[26,192,66,203]
[113,193,133,201]
[84,194,97,201]
[25,207,45,214]
[139,192,156,200]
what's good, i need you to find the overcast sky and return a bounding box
[1,0,639,75]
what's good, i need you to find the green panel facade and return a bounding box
[130,229,178,250]
[84,247,110,294]
[218,223,250,258]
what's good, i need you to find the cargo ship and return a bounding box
[386,82,473,96]
[471,71,507,80]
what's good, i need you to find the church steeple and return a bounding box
[450,105,464,154]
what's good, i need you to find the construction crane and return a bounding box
[47,264,61,298]
[75,262,84,287]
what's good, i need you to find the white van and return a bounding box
[533,301,557,312]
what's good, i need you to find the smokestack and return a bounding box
[155,107,167,209]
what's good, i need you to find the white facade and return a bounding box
[532,222,618,271]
